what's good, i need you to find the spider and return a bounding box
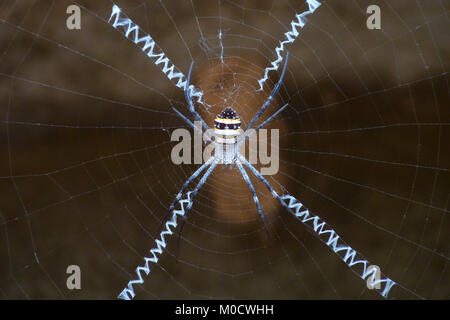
[111,3,398,301]
[163,52,290,245]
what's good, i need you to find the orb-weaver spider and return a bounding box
[108,3,398,300]
[164,52,290,243]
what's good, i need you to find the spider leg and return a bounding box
[172,107,216,145]
[185,62,210,132]
[254,103,289,132]
[158,157,215,234]
[238,154,398,299]
[238,103,289,147]
[246,51,289,131]
[235,158,271,240]
[238,155,283,202]
[177,158,219,254]
[172,106,201,132]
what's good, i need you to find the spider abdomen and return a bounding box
[214,107,241,164]
[214,107,241,136]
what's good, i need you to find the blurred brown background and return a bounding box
[0,0,448,299]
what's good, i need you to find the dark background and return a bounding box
[0,0,448,299]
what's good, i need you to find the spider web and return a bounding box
[0,0,448,299]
